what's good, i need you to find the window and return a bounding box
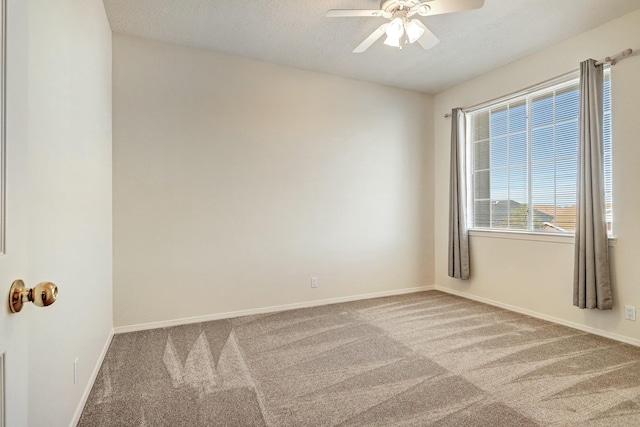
[468,69,612,235]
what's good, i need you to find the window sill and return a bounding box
[468,229,617,247]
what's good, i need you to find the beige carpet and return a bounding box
[79,291,640,426]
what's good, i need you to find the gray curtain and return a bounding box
[448,108,470,279]
[574,59,612,310]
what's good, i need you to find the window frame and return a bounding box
[464,68,613,239]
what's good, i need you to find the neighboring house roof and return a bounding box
[491,201,612,232]
[534,205,577,231]
[491,200,554,227]
[542,222,568,232]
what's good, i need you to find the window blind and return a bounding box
[468,68,612,234]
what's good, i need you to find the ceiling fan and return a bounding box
[326,0,485,53]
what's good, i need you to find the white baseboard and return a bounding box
[70,328,114,427]
[436,286,640,347]
[114,286,436,334]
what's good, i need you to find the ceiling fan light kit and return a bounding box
[381,17,424,50]
[384,35,401,48]
[326,0,485,53]
[386,17,404,39]
[405,19,425,43]
[384,16,404,48]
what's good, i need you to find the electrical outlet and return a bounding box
[311,277,318,288]
[625,305,636,321]
[74,358,79,384]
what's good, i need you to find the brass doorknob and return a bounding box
[8,279,58,313]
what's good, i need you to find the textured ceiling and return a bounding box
[102,0,640,94]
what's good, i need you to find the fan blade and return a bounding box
[326,9,386,18]
[413,20,440,51]
[421,0,484,16]
[353,23,389,53]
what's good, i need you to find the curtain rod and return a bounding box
[443,48,634,118]
[595,48,633,66]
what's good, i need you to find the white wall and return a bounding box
[434,9,640,343]
[27,1,113,426]
[112,34,434,328]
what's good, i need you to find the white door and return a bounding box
[1,0,32,426]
